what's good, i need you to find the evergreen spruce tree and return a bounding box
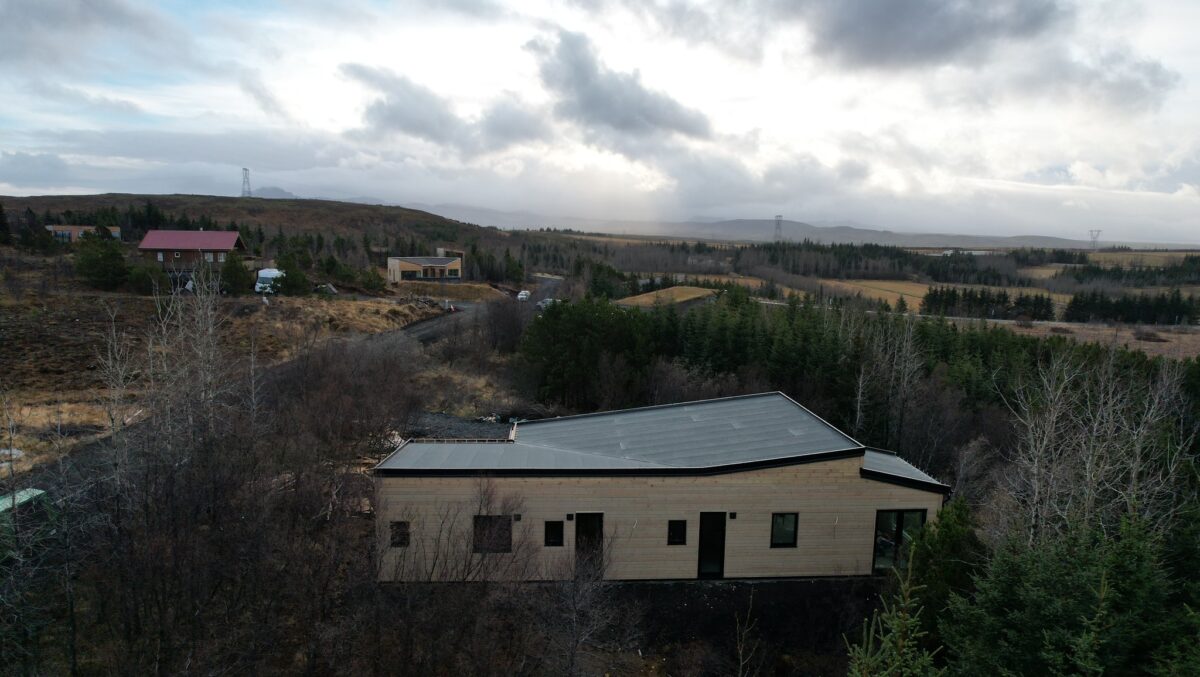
[219,252,254,295]
[847,568,944,676]
[0,202,9,245]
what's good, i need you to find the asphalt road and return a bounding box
[402,275,562,344]
[402,301,479,344]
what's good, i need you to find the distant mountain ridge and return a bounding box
[414,205,1180,249]
[17,190,1185,249]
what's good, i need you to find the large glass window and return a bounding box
[872,509,927,574]
[473,515,513,554]
[770,512,798,548]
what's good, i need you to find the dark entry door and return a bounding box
[575,513,604,577]
[698,512,727,579]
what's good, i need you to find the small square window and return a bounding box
[667,520,687,545]
[770,512,798,548]
[473,515,513,554]
[545,520,564,547]
[389,521,410,548]
[173,251,180,258]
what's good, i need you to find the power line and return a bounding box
[1088,229,1102,251]
[241,168,252,198]
[774,215,783,242]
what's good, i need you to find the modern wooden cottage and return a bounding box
[138,230,245,272]
[387,256,462,282]
[374,392,948,582]
[45,224,123,243]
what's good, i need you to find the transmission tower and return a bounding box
[1088,229,1102,251]
[774,215,783,242]
[241,168,252,198]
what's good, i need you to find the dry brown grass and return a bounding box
[820,279,1073,308]
[224,296,442,361]
[1019,264,1069,279]
[1088,251,1198,267]
[616,286,718,307]
[0,277,442,473]
[391,280,506,301]
[964,319,1200,359]
[635,272,809,299]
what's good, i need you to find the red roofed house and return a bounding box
[138,230,246,272]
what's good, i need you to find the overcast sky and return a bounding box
[1,0,1198,242]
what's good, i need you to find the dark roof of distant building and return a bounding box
[389,256,459,266]
[138,230,243,251]
[375,392,948,492]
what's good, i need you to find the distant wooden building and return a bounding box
[45,224,122,243]
[387,256,462,282]
[138,230,245,271]
[375,392,948,582]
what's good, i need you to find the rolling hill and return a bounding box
[0,193,496,245]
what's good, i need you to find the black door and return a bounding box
[698,512,727,579]
[575,513,604,577]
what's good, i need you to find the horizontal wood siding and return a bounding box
[376,456,943,581]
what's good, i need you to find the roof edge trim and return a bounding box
[859,467,951,495]
[517,391,791,426]
[374,446,866,478]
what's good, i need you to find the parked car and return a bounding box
[255,268,285,293]
[516,290,531,301]
[536,298,558,310]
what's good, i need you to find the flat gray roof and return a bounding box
[862,450,946,488]
[379,393,860,471]
[390,256,459,266]
[376,393,947,492]
[513,392,859,468]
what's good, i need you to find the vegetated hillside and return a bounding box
[0,193,497,244]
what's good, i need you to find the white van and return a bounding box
[255,268,285,293]
[516,290,531,301]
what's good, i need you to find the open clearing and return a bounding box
[635,272,766,288]
[0,288,441,474]
[962,319,1200,360]
[392,280,506,301]
[819,279,1073,308]
[1019,264,1070,279]
[1088,251,1199,267]
[616,286,717,307]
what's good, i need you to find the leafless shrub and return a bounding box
[990,350,1197,544]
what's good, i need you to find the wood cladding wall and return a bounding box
[375,456,944,582]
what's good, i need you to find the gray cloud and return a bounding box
[0,152,73,187]
[25,81,143,115]
[794,0,1065,69]
[239,72,289,119]
[479,95,553,150]
[577,0,1064,67]
[342,64,468,146]
[341,64,549,154]
[0,0,199,73]
[579,0,1176,115]
[39,129,354,172]
[1024,47,1180,113]
[528,30,712,140]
